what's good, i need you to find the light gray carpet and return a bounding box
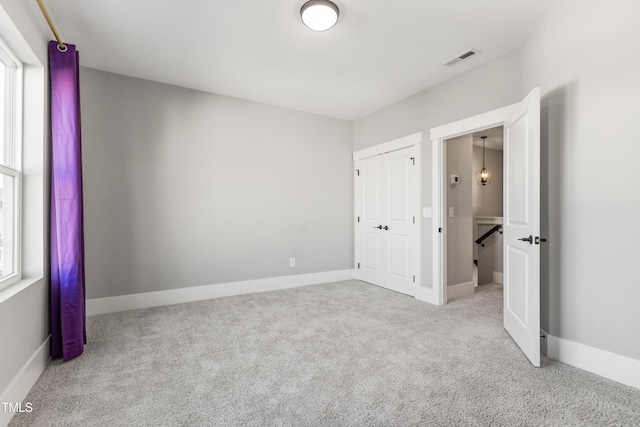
[10,280,640,426]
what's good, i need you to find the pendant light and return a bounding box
[300,0,340,31]
[475,136,493,186]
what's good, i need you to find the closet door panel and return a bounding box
[357,156,387,286]
[383,148,416,295]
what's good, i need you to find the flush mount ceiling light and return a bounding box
[300,0,339,31]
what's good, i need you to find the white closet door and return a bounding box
[356,146,417,296]
[383,148,416,294]
[358,154,387,286]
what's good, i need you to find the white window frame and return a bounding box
[0,37,23,290]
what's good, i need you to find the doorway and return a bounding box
[430,88,542,367]
[444,127,504,302]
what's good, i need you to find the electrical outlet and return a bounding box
[289,258,295,267]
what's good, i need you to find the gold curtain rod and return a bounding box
[36,0,66,50]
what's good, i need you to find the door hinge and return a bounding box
[356,169,360,176]
[410,157,415,165]
[357,262,360,269]
[357,216,360,222]
[413,275,416,283]
[413,216,415,224]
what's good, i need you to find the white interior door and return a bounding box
[383,148,417,294]
[358,154,386,286]
[503,87,541,367]
[355,146,417,296]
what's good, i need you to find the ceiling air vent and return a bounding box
[444,49,480,67]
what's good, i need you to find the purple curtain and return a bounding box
[49,41,86,361]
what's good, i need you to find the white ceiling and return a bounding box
[31,0,562,121]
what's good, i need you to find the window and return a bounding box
[0,38,22,289]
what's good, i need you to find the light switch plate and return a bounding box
[449,207,455,218]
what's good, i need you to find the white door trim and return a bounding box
[354,133,423,296]
[353,132,423,161]
[430,105,517,306]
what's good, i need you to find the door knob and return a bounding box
[383,226,389,230]
[374,225,382,229]
[518,235,533,244]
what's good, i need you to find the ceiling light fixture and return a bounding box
[476,136,493,186]
[300,0,339,32]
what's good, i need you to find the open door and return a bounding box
[503,87,541,367]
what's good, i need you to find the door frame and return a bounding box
[353,132,422,296]
[430,105,517,306]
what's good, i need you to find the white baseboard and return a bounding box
[472,264,478,287]
[415,285,440,305]
[547,333,640,391]
[0,336,50,427]
[87,269,355,316]
[493,271,503,284]
[447,281,475,302]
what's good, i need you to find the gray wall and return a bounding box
[354,49,522,290]
[522,0,640,360]
[446,135,473,287]
[80,69,353,299]
[0,0,48,409]
[472,146,503,217]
